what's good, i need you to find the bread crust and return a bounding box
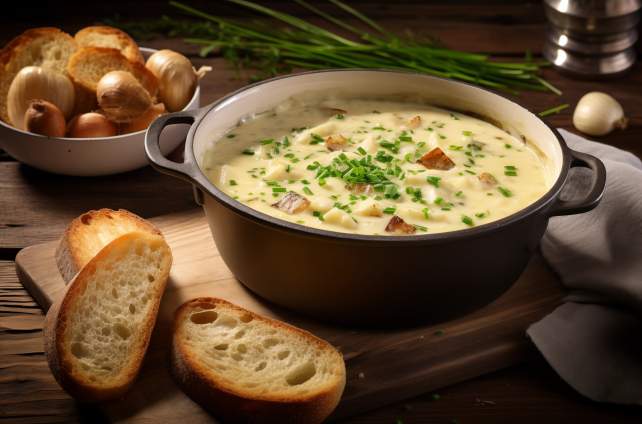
[55,208,161,283]
[171,298,346,424]
[44,231,172,402]
[75,26,144,63]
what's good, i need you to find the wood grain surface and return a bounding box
[16,209,564,421]
[1,1,641,423]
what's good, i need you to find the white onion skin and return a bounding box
[573,92,627,136]
[145,50,197,112]
[7,66,75,129]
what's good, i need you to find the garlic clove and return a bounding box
[119,103,166,134]
[145,50,209,112]
[572,92,628,137]
[7,66,75,129]
[67,112,118,138]
[24,99,66,137]
[96,71,152,123]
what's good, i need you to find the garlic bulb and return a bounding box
[67,113,118,138]
[145,50,210,112]
[573,92,628,136]
[120,103,166,134]
[24,100,66,137]
[97,71,152,123]
[7,66,75,129]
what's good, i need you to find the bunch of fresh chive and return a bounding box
[117,0,561,94]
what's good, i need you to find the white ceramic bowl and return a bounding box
[0,47,199,176]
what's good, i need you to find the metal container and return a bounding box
[543,0,640,77]
[145,69,606,326]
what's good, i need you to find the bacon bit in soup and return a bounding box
[272,191,310,214]
[346,182,374,195]
[325,135,348,151]
[408,115,422,128]
[417,147,456,170]
[385,215,417,234]
[478,172,498,188]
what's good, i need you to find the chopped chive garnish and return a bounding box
[465,169,476,175]
[301,179,310,185]
[383,207,396,214]
[426,176,441,188]
[498,186,513,197]
[226,134,236,138]
[422,207,430,219]
[260,138,274,145]
[272,187,286,193]
[462,130,473,137]
[372,125,386,130]
[357,146,367,156]
[229,179,237,186]
[241,149,254,155]
[310,133,324,145]
[303,186,313,195]
[461,215,474,226]
[335,114,345,120]
[414,224,428,232]
[505,144,512,149]
[475,211,488,218]
[312,211,324,221]
[455,190,463,197]
[538,103,569,118]
[449,145,464,151]
[318,178,327,186]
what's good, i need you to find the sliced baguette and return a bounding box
[0,27,76,123]
[44,231,172,402]
[172,298,346,424]
[75,26,144,63]
[66,46,158,113]
[55,209,161,283]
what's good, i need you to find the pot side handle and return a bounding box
[546,149,606,217]
[145,110,199,183]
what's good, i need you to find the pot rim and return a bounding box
[184,69,572,243]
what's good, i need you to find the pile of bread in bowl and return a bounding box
[0,26,209,138]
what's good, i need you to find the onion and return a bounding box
[97,71,152,123]
[573,92,628,136]
[24,100,66,137]
[145,49,210,112]
[7,66,75,129]
[67,113,118,138]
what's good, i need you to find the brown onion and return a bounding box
[67,113,118,138]
[24,100,66,137]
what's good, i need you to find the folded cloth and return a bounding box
[528,129,642,405]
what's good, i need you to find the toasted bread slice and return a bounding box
[0,27,76,123]
[75,26,143,63]
[56,209,161,283]
[172,298,346,424]
[66,46,158,113]
[44,231,172,402]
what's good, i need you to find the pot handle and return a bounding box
[546,149,606,217]
[145,110,199,183]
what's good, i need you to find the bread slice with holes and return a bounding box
[0,27,76,123]
[44,231,172,402]
[66,46,158,113]
[75,26,144,63]
[172,298,346,424]
[56,209,161,283]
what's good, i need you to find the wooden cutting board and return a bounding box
[16,208,563,422]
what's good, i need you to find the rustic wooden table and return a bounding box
[1,1,641,423]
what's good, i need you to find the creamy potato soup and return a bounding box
[203,97,551,235]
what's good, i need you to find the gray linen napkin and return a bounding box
[528,129,642,405]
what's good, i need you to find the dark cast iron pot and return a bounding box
[145,70,606,326]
